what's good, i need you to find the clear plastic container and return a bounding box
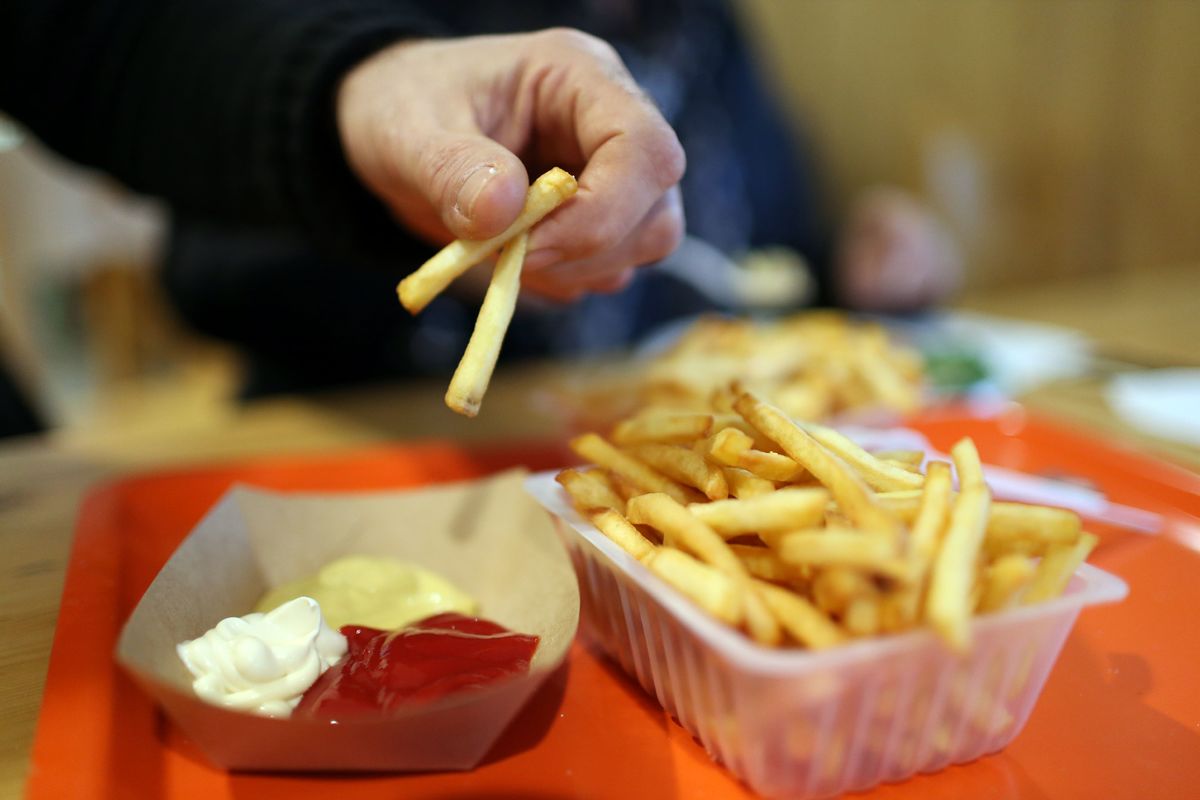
[525,471,1128,799]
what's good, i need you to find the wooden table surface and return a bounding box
[2,263,1197,798]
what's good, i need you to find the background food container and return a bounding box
[525,471,1127,799]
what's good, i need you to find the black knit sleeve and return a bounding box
[0,0,440,262]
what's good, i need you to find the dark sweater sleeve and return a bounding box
[0,0,439,263]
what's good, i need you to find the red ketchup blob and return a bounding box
[295,612,539,720]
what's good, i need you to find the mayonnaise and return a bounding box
[176,596,346,718]
[255,555,478,630]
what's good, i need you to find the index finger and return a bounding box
[525,59,685,266]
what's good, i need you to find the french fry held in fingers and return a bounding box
[396,167,578,417]
[560,395,1099,652]
[444,232,527,417]
[397,167,578,313]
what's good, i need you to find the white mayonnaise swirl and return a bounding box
[176,596,346,718]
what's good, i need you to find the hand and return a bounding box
[337,28,686,302]
[834,187,962,312]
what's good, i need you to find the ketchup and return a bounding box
[295,612,539,720]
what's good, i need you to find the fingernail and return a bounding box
[455,164,498,220]
[523,248,562,271]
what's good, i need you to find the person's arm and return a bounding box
[1,0,436,261]
[1,4,685,298]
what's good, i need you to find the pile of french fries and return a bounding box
[397,167,578,417]
[558,390,1097,652]
[636,313,924,420]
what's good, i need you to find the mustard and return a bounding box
[256,555,477,630]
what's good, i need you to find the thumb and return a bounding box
[401,131,529,241]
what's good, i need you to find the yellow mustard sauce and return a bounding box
[256,555,477,630]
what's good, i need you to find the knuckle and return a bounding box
[644,127,687,188]
[538,27,618,62]
[591,270,634,294]
[564,218,622,259]
[643,207,685,262]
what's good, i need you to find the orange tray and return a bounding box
[26,410,1200,799]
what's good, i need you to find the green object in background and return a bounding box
[924,350,989,393]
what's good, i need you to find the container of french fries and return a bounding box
[525,391,1127,798]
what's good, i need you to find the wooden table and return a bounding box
[2,264,1197,798]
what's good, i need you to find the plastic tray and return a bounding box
[525,471,1128,799]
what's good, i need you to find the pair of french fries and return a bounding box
[558,390,1097,652]
[397,167,579,417]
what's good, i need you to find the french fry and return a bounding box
[556,468,624,513]
[799,421,926,492]
[711,413,776,450]
[925,483,992,651]
[733,392,899,534]
[908,462,953,566]
[627,493,743,574]
[628,493,780,643]
[951,437,985,488]
[590,509,656,561]
[879,487,1080,554]
[628,443,729,500]
[977,553,1036,612]
[707,428,807,482]
[1023,532,1099,604]
[777,528,904,575]
[584,467,620,497]
[755,580,846,649]
[886,461,954,628]
[607,471,644,504]
[646,548,742,625]
[987,503,1082,549]
[722,467,777,499]
[743,585,784,645]
[811,568,875,616]
[397,167,577,313]
[843,596,881,637]
[730,544,804,583]
[687,487,829,538]
[443,233,526,417]
[570,434,696,505]
[612,413,714,445]
[873,450,924,467]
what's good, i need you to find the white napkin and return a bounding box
[1107,369,1200,447]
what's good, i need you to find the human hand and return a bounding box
[835,187,962,312]
[337,28,686,302]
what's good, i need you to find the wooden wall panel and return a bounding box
[737,0,1200,288]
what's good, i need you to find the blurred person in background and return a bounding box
[0,0,959,429]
